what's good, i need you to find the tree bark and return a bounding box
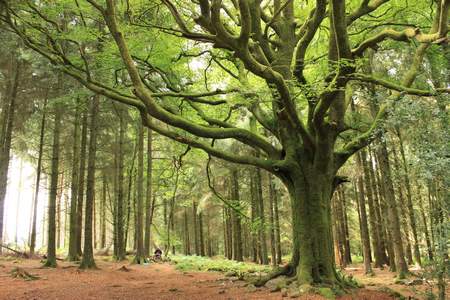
[68,101,81,261]
[100,173,106,249]
[144,128,153,256]
[361,149,384,268]
[133,123,145,263]
[376,139,408,277]
[44,103,62,268]
[268,174,277,266]
[76,109,88,257]
[80,95,100,269]
[114,106,126,260]
[355,153,373,274]
[273,181,282,265]
[230,169,243,261]
[30,98,47,256]
[396,129,421,266]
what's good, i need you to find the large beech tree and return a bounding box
[2,0,448,284]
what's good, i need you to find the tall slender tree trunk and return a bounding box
[44,103,62,268]
[67,99,81,261]
[56,171,64,249]
[114,107,126,260]
[361,149,384,268]
[199,211,205,256]
[80,95,100,269]
[374,150,397,271]
[100,173,106,249]
[192,199,200,255]
[376,139,408,278]
[30,98,47,256]
[144,128,153,256]
[417,186,433,260]
[68,101,81,260]
[230,169,243,261]
[250,173,258,263]
[355,153,373,274]
[183,207,190,255]
[396,129,421,266]
[368,147,389,265]
[268,174,277,266]
[255,168,268,264]
[391,145,413,265]
[339,189,352,264]
[76,110,88,257]
[273,182,282,265]
[133,123,145,263]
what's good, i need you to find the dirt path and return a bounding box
[0,258,398,300]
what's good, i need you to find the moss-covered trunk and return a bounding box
[284,165,336,285]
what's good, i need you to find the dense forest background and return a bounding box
[0,0,448,299]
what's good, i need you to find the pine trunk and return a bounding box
[376,139,408,277]
[80,95,100,269]
[230,169,243,261]
[144,128,153,256]
[44,104,62,268]
[133,123,145,263]
[30,99,47,256]
[76,110,88,257]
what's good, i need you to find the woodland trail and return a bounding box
[0,258,412,300]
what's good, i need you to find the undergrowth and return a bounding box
[171,255,271,276]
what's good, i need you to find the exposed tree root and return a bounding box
[10,267,39,281]
[252,263,294,287]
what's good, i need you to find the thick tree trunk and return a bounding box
[30,99,47,256]
[44,104,62,268]
[283,166,337,284]
[80,95,100,269]
[230,169,243,261]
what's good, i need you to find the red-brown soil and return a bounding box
[0,258,426,299]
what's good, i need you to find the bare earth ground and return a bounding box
[0,257,435,300]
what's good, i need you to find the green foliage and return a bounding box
[171,255,271,276]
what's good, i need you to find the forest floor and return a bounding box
[0,256,441,300]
